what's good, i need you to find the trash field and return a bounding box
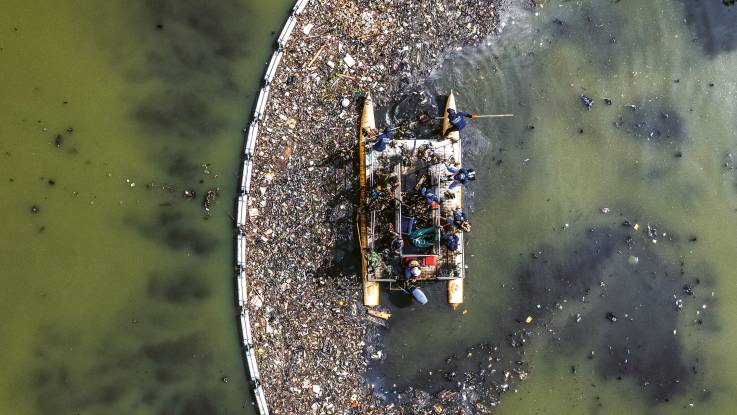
[241,0,502,413]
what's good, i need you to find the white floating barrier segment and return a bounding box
[294,0,309,15]
[241,160,253,194]
[245,122,259,156]
[254,85,271,120]
[235,1,308,414]
[237,275,245,302]
[264,50,283,85]
[277,15,297,47]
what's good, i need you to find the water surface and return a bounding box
[375,1,737,413]
[0,0,292,413]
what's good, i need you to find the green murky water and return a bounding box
[4,0,737,414]
[0,0,292,413]
[378,0,737,414]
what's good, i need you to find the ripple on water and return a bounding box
[119,0,254,183]
[164,152,203,181]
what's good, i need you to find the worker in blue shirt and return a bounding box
[420,187,441,207]
[445,108,475,136]
[446,165,476,189]
[442,232,460,251]
[373,127,393,152]
[447,207,470,231]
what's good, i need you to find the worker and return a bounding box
[447,207,471,232]
[370,184,385,200]
[404,259,422,279]
[420,187,441,208]
[442,232,460,252]
[390,231,404,256]
[367,184,386,210]
[445,108,475,135]
[446,165,476,189]
[373,127,393,152]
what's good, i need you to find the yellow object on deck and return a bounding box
[360,94,380,307]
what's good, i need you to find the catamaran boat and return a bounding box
[358,91,466,309]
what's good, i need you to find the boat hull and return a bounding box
[442,90,460,142]
[444,91,464,308]
[360,94,380,306]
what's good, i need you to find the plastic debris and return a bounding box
[240,0,503,413]
[367,309,391,320]
[580,95,594,110]
[343,54,356,68]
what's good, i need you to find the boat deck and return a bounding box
[365,140,465,275]
[360,91,465,307]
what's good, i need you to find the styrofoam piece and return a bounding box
[254,85,271,120]
[277,15,297,46]
[294,0,309,15]
[343,54,356,67]
[302,22,314,35]
[264,50,283,84]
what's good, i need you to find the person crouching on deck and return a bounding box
[420,187,441,209]
[373,127,393,152]
[446,165,476,189]
[442,231,460,252]
[447,207,471,232]
[445,108,475,136]
[405,260,422,279]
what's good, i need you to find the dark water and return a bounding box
[0,0,293,413]
[374,1,737,413]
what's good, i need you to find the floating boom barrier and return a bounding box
[235,0,310,414]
